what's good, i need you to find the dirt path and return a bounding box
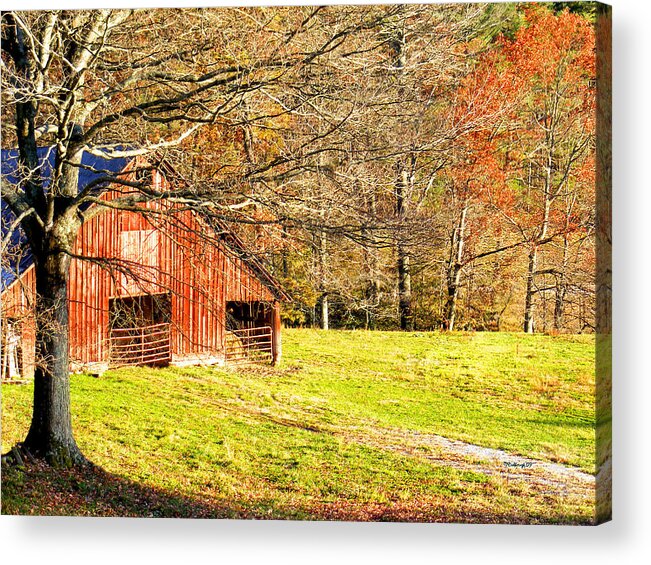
[184,385,595,503]
[343,426,595,500]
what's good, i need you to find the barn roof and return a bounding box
[1,148,288,301]
[1,148,131,289]
[1,147,131,196]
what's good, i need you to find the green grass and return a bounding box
[282,330,596,470]
[1,329,596,523]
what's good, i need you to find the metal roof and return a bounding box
[1,148,131,289]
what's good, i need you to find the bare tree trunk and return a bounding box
[444,204,467,331]
[554,235,569,331]
[4,16,85,465]
[397,247,412,331]
[523,246,537,333]
[363,252,380,330]
[389,18,413,332]
[271,300,282,365]
[281,225,289,278]
[318,227,329,330]
[23,240,85,466]
[321,292,329,331]
[396,166,413,331]
[365,274,380,330]
[363,188,380,330]
[524,163,552,333]
[444,267,461,332]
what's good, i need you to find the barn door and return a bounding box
[108,293,171,367]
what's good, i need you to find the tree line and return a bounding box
[170,3,598,334]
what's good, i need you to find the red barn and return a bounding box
[1,149,288,380]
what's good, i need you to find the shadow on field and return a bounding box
[0,460,251,519]
[1,459,591,524]
[524,415,595,428]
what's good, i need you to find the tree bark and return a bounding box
[390,19,414,333]
[317,227,329,330]
[553,279,565,331]
[523,246,537,334]
[524,169,551,333]
[444,204,468,331]
[362,188,380,330]
[281,225,289,278]
[321,292,329,331]
[22,238,85,466]
[396,165,413,332]
[397,249,413,331]
[4,16,85,466]
[553,233,570,331]
[364,274,380,330]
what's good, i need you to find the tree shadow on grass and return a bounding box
[1,458,593,524]
[523,415,596,428]
[1,460,251,519]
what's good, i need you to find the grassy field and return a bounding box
[1,329,596,523]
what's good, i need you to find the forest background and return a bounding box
[1,1,600,336]
[235,1,599,335]
[168,1,599,335]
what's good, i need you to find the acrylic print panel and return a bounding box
[0,1,611,525]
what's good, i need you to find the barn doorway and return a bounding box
[225,301,272,331]
[1,319,23,381]
[225,301,273,363]
[108,293,171,367]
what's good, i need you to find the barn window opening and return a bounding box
[108,293,171,367]
[225,301,273,363]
